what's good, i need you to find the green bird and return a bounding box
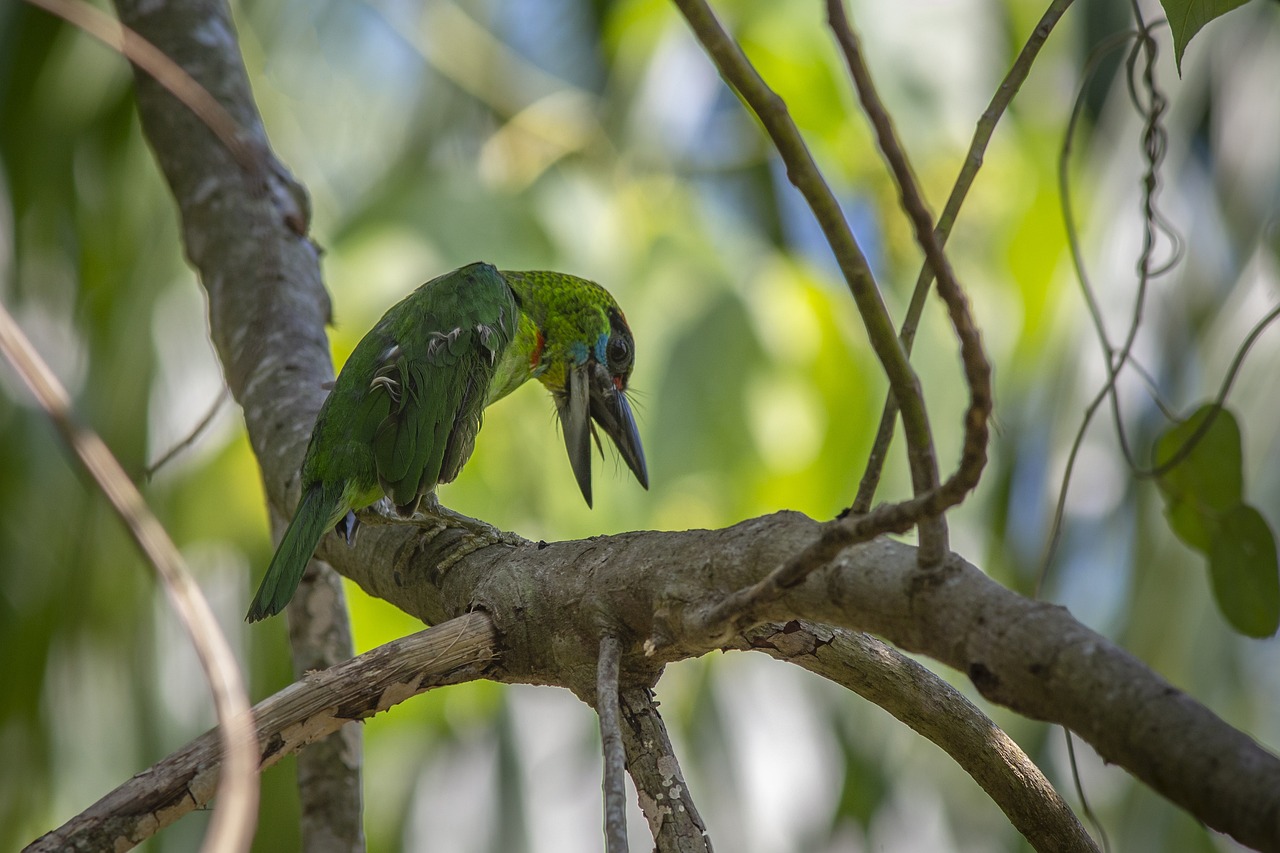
[247,262,647,622]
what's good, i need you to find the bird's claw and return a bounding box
[335,510,360,547]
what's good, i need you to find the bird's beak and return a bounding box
[557,361,649,508]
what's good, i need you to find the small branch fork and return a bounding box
[668,0,993,637]
[852,0,1077,514]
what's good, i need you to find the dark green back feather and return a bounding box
[359,263,518,512]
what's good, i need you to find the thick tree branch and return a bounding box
[308,516,1280,851]
[618,688,713,853]
[37,597,1093,852]
[42,512,1280,849]
[109,0,362,841]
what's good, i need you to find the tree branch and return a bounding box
[0,275,257,853]
[668,0,948,560]
[39,518,1280,850]
[108,0,361,843]
[231,507,1280,853]
[26,614,497,852]
[738,622,1097,853]
[597,636,630,853]
[619,688,713,853]
[667,0,997,640]
[313,516,1280,851]
[852,0,1076,513]
[825,0,992,539]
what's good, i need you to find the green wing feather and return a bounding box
[368,263,518,513]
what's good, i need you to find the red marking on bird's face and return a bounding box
[530,330,546,370]
[613,375,625,392]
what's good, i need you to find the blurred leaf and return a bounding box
[1160,0,1252,72]
[831,721,888,831]
[1207,504,1280,637]
[1163,496,1215,552]
[1154,404,1242,550]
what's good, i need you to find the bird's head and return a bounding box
[501,270,648,507]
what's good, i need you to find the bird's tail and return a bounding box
[246,482,345,622]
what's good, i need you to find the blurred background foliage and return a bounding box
[1,0,1278,850]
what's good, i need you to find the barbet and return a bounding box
[247,262,647,621]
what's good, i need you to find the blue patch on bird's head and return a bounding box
[592,332,610,364]
[569,339,591,364]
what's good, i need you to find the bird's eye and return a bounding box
[606,334,632,372]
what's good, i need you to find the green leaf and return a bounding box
[1160,0,1253,73]
[1154,404,1242,521]
[1163,496,1216,552]
[1208,505,1280,637]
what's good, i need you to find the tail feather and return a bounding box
[247,482,345,622]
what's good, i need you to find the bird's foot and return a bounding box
[420,503,524,572]
[355,498,524,574]
[335,510,360,547]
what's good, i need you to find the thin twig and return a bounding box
[852,0,1077,514]
[597,636,629,853]
[1103,21,1175,472]
[1034,29,1138,598]
[0,303,258,853]
[666,0,995,641]
[1148,301,1280,474]
[825,0,995,564]
[1034,378,1111,597]
[1044,17,1214,597]
[24,0,259,173]
[1037,299,1280,596]
[1059,20,1176,477]
[143,386,229,481]
[1065,730,1112,853]
[1125,355,1180,421]
[668,0,944,528]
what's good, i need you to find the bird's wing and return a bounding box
[370,263,517,512]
